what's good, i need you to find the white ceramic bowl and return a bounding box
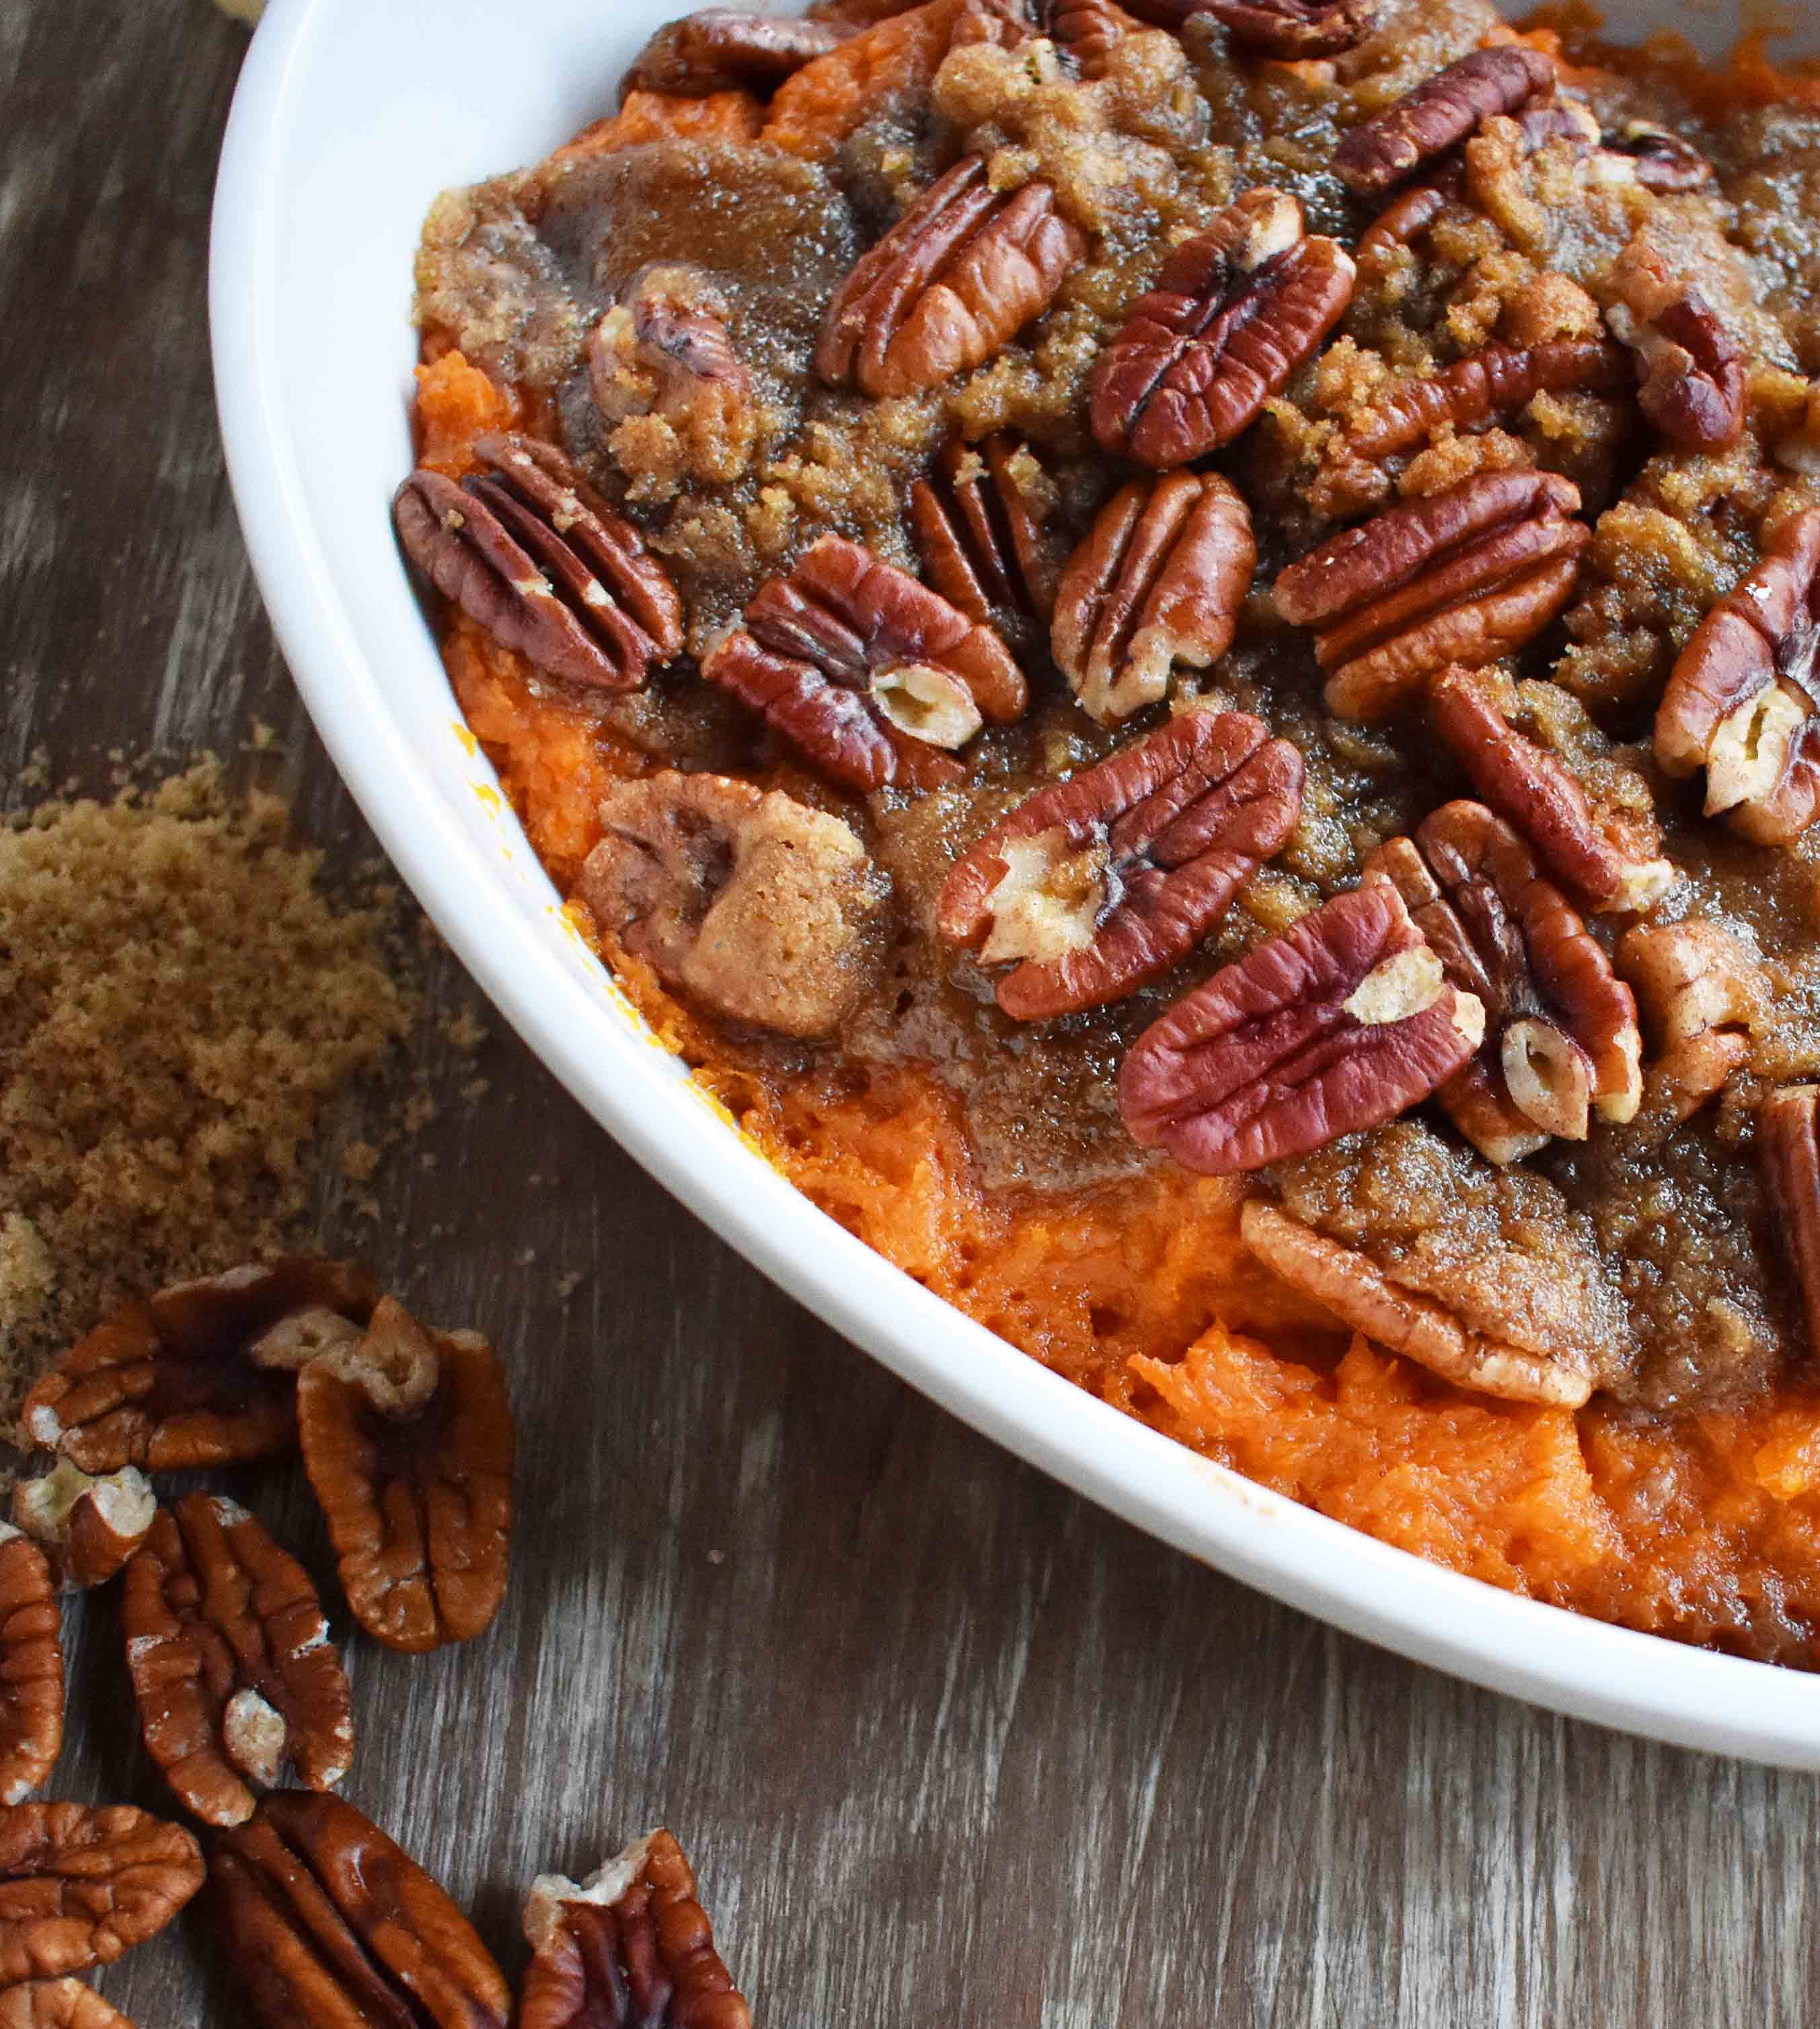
[213,0,1820,1763]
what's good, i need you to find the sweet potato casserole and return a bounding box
[397,0,1820,1664]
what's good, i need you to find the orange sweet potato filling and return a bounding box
[416,0,1820,1666]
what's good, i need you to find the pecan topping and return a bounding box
[581,773,887,1039]
[940,707,1303,1017]
[1601,119,1712,192]
[589,266,756,487]
[1334,46,1558,195]
[1365,803,1642,1164]
[1051,472,1256,723]
[212,1793,509,2029]
[1338,339,1632,469]
[0,1806,201,1985]
[816,157,1088,398]
[703,535,1024,790]
[22,1258,379,1473]
[1092,189,1355,468]
[1240,1202,1597,1405]
[621,10,853,99]
[1608,248,1746,451]
[1118,879,1485,1174]
[521,1829,751,2029]
[123,1493,353,1828]
[0,1982,141,2029]
[1429,666,1673,913]
[297,1297,515,1654]
[0,1537,61,1808]
[1619,921,1760,1132]
[393,433,685,692]
[911,435,1057,634]
[954,0,1131,76]
[1656,509,1820,846]
[12,1463,154,1592]
[1274,471,1589,722]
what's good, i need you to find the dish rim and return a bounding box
[210,0,1820,1764]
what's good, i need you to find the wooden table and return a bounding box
[3,5,1812,2022]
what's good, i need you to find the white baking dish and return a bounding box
[211,0,1820,1763]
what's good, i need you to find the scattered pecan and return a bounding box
[1128,0,1384,57]
[620,10,853,99]
[953,0,1130,75]
[940,707,1303,1017]
[0,1806,200,1985]
[582,773,887,1039]
[1607,247,1745,451]
[521,1829,751,2029]
[1365,802,1642,1165]
[1764,1087,1820,1360]
[1338,338,1632,468]
[1618,920,1760,1131]
[22,1258,379,1473]
[394,433,685,692]
[1334,46,1558,196]
[212,1793,509,2029]
[911,435,1056,632]
[816,157,1087,398]
[1274,471,1589,721]
[1118,879,1486,1174]
[1655,508,1820,846]
[1240,1202,1597,1404]
[0,1983,141,2029]
[123,1494,353,1829]
[1051,472,1256,723]
[589,266,756,485]
[1429,666,1673,912]
[0,1539,61,1809]
[703,534,1024,790]
[11,1463,154,1592]
[297,1298,515,1654]
[1092,189,1355,468]
[1599,119,1712,192]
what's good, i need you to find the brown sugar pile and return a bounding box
[0,761,418,1409]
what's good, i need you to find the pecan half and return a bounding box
[589,266,756,486]
[1051,472,1256,723]
[1334,46,1558,196]
[11,1464,154,1592]
[297,1298,515,1654]
[582,773,887,1039]
[954,0,1130,76]
[1121,0,1382,54]
[0,1538,61,1809]
[1601,119,1712,192]
[394,433,684,692]
[1092,189,1355,469]
[1607,248,1745,451]
[703,534,1024,790]
[1339,338,1632,468]
[123,1493,353,1829]
[1240,1202,1597,1404]
[1656,509,1820,846]
[1429,666,1673,912]
[911,435,1057,633]
[0,1983,141,2029]
[0,1806,200,1985]
[522,1829,751,2029]
[1365,802,1642,1164]
[816,157,1087,398]
[1273,471,1589,721]
[1764,1088,1820,1360]
[1118,879,1486,1174]
[22,1258,379,1474]
[620,10,853,99]
[212,1794,509,2029]
[1618,920,1760,1131]
[940,707,1303,1017]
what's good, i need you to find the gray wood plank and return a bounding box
[3,4,1816,2024]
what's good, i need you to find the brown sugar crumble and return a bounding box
[0,760,459,1417]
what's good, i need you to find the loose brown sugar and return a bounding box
[0,761,421,1414]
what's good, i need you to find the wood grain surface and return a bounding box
[3,5,1815,2024]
